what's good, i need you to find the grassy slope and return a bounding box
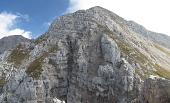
[98,23,170,80]
[26,45,58,79]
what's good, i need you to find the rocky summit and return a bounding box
[0,6,170,103]
[0,35,30,55]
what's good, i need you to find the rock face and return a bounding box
[139,76,170,103]
[0,6,170,103]
[0,35,30,54]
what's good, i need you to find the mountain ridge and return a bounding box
[0,6,170,103]
[127,20,170,49]
[0,35,30,55]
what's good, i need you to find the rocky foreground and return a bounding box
[0,6,170,103]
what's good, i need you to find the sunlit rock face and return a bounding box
[0,6,170,103]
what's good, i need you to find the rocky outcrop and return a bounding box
[139,76,170,103]
[0,35,30,54]
[52,98,65,103]
[0,6,170,103]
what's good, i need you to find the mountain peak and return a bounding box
[0,35,30,54]
[0,7,170,103]
[2,35,25,39]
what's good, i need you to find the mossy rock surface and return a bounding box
[7,44,30,68]
[26,45,58,79]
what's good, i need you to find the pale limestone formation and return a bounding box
[0,6,170,103]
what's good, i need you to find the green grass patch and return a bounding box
[104,28,113,35]
[153,64,170,80]
[0,77,5,87]
[26,45,58,79]
[89,20,113,35]
[0,76,6,92]
[132,48,149,64]
[154,43,170,56]
[26,58,43,79]
[97,23,113,35]
[7,44,29,68]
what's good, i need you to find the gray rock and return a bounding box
[0,6,170,103]
[0,35,30,54]
[139,76,170,103]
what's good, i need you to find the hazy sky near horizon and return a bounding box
[0,0,169,39]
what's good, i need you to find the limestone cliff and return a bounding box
[0,6,170,103]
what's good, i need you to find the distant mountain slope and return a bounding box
[128,20,170,49]
[0,35,30,54]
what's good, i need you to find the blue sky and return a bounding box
[0,0,170,39]
[0,0,69,38]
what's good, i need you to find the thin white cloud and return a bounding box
[16,13,29,22]
[66,0,170,36]
[9,28,31,39]
[43,22,51,27]
[0,11,31,39]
